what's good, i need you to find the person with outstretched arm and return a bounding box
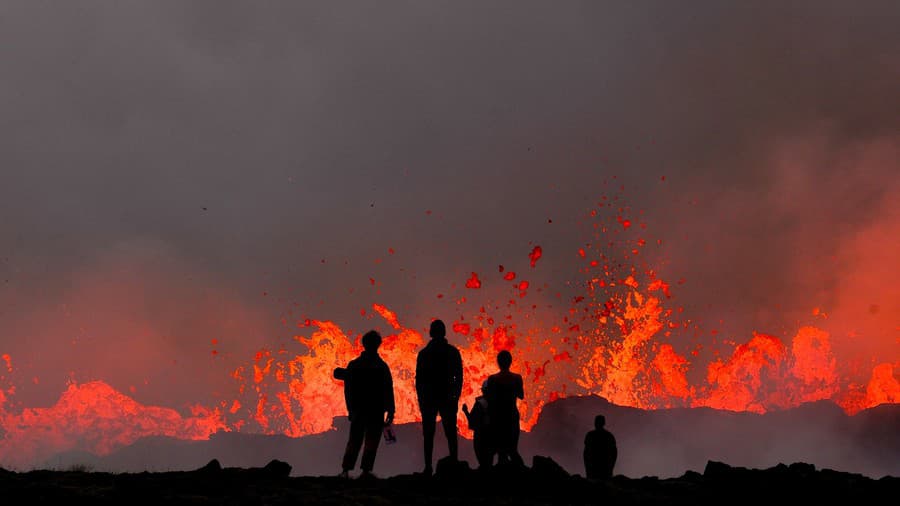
[338,330,395,478]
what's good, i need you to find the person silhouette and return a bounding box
[484,350,524,467]
[583,414,617,479]
[462,380,493,469]
[415,319,463,475]
[338,330,395,478]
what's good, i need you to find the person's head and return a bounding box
[362,330,382,352]
[497,350,512,371]
[594,414,606,430]
[429,319,446,339]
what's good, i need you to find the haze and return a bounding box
[0,1,897,411]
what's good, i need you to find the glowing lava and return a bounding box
[0,380,224,469]
[0,188,897,469]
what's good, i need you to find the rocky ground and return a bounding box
[1,457,896,505]
[36,398,900,479]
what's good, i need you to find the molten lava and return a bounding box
[0,189,897,469]
[223,271,897,440]
[0,380,224,469]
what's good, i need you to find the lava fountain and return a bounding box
[1,188,897,469]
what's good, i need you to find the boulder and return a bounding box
[263,459,292,478]
[703,460,732,479]
[532,456,570,480]
[435,456,470,478]
[197,459,222,473]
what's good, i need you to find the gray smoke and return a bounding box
[1,0,898,467]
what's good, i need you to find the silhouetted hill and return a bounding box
[41,397,900,478]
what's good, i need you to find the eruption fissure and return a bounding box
[0,194,897,469]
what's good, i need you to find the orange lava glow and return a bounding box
[224,279,897,440]
[0,380,225,469]
[0,192,897,469]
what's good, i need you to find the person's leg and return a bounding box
[483,434,496,469]
[360,416,383,473]
[509,417,523,466]
[439,403,459,461]
[474,434,491,469]
[491,417,510,464]
[509,420,525,466]
[421,407,437,472]
[341,417,365,472]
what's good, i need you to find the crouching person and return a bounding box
[462,380,493,469]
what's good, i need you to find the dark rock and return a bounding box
[679,470,704,482]
[702,460,731,479]
[0,464,897,504]
[532,455,569,480]
[488,459,530,480]
[197,459,222,473]
[703,460,754,482]
[263,459,292,478]
[435,456,470,478]
[788,462,816,475]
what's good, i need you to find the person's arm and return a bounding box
[452,349,463,400]
[414,352,424,402]
[384,363,395,425]
[343,364,354,420]
[515,375,524,400]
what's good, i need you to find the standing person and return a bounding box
[415,319,463,475]
[339,330,395,478]
[583,414,617,479]
[484,350,524,466]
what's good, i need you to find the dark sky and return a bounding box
[1,1,898,408]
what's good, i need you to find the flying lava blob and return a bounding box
[0,187,897,469]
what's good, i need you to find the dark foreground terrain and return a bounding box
[2,457,896,506]
[40,398,900,478]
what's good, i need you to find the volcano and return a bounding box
[34,394,899,479]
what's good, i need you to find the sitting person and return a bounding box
[583,414,617,479]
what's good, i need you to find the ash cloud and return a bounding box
[1,0,898,423]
